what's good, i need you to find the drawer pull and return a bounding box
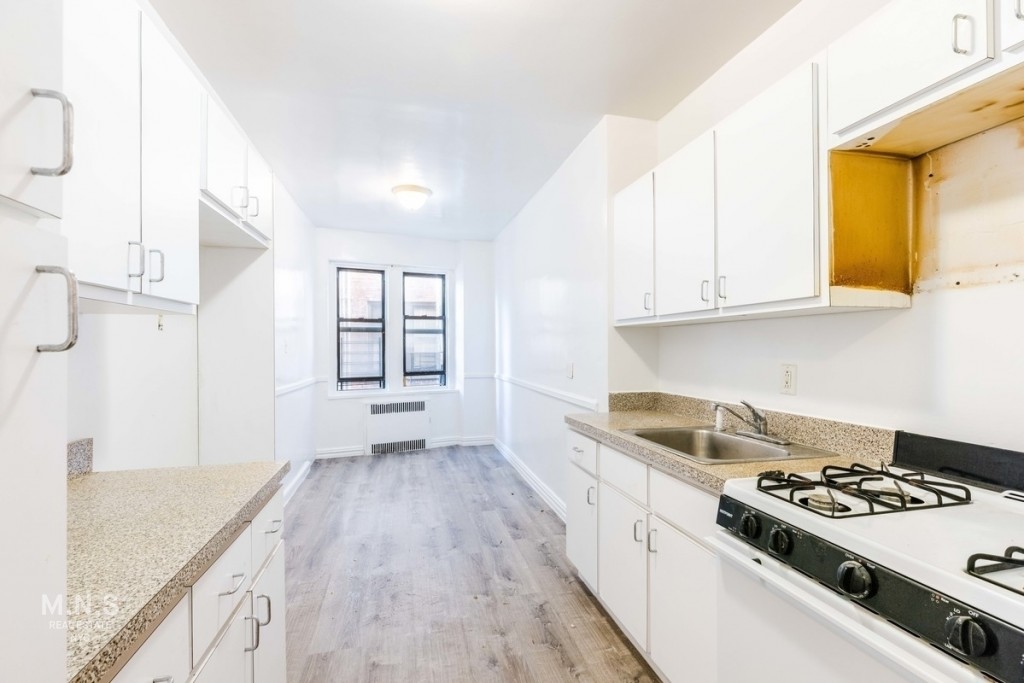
[218,572,246,597]
[571,446,584,454]
[952,13,972,55]
[152,677,174,683]
[244,615,261,652]
[257,593,272,626]
[648,528,658,553]
[633,520,644,543]
[264,519,283,534]
[586,486,596,506]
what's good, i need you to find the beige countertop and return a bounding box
[565,411,866,494]
[66,460,289,683]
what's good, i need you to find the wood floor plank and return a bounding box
[285,446,658,682]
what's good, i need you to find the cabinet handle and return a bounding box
[643,292,652,311]
[248,195,260,217]
[571,446,584,454]
[152,677,174,683]
[586,486,596,506]
[232,185,250,210]
[952,14,971,54]
[264,519,283,534]
[127,241,146,278]
[30,89,74,176]
[218,572,246,596]
[700,279,710,303]
[648,528,658,553]
[34,266,79,353]
[717,275,727,300]
[257,593,272,626]
[148,249,166,283]
[633,520,644,543]
[244,615,262,652]
[1017,0,1023,21]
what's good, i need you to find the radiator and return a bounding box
[364,400,430,455]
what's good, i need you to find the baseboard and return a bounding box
[494,439,566,521]
[432,435,495,448]
[315,445,365,459]
[281,459,313,504]
[460,435,495,446]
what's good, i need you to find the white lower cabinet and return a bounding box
[597,482,648,649]
[112,595,191,683]
[648,517,718,683]
[566,463,598,590]
[250,543,287,683]
[191,526,253,663]
[192,597,251,683]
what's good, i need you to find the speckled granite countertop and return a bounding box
[566,411,867,494]
[67,461,289,683]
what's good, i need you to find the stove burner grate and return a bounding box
[967,546,1024,598]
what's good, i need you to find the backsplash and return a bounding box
[609,392,895,463]
[67,438,93,479]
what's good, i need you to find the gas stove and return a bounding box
[717,432,1024,683]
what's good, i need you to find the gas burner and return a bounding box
[800,492,852,514]
[967,546,1024,598]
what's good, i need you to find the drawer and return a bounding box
[601,446,648,505]
[251,490,284,574]
[649,468,719,542]
[567,430,598,475]
[191,524,252,665]
[112,594,190,683]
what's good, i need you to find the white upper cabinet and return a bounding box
[612,172,655,322]
[1002,0,1024,50]
[141,15,201,304]
[654,130,716,316]
[0,0,65,218]
[244,146,274,239]
[716,63,819,309]
[828,0,993,133]
[202,97,249,219]
[62,0,142,291]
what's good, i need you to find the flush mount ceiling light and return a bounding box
[391,184,433,211]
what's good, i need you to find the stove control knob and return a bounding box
[836,560,876,599]
[738,512,761,540]
[944,616,990,657]
[767,528,792,556]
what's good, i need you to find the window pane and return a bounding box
[339,331,383,379]
[405,318,443,332]
[339,269,384,320]
[404,274,443,317]
[404,332,444,373]
[405,375,442,387]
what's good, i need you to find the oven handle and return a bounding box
[707,532,965,683]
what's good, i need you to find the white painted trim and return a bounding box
[494,439,567,521]
[460,435,495,446]
[275,377,317,397]
[315,445,365,458]
[495,374,599,411]
[464,373,496,380]
[281,459,313,504]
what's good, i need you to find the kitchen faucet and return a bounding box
[713,400,791,445]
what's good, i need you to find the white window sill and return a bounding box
[326,387,459,401]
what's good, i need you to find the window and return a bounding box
[336,268,385,391]
[403,273,446,387]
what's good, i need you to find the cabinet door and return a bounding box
[716,63,818,309]
[648,518,717,683]
[829,0,993,133]
[0,0,64,218]
[62,0,142,290]
[1002,0,1024,50]
[202,96,248,218]
[597,483,648,648]
[251,543,286,683]
[141,16,200,304]
[612,173,655,321]
[566,464,598,590]
[654,130,716,316]
[244,146,274,239]
[193,599,250,683]
[112,595,190,683]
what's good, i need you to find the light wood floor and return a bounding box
[285,445,658,682]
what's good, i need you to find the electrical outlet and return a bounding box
[566,362,575,380]
[781,364,797,395]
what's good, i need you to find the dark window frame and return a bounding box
[336,266,386,391]
[402,272,447,387]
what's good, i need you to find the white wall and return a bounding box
[68,313,198,471]
[313,228,495,455]
[274,179,318,494]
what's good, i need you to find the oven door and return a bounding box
[709,532,986,683]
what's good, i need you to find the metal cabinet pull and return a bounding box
[952,14,972,54]
[232,186,250,210]
[218,572,246,596]
[264,519,283,534]
[1017,0,1023,21]
[700,279,710,303]
[571,446,584,454]
[586,486,596,506]
[35,266,79,353]
[149,249,166,283]
[152,677,174,683]
[633,520,644,543]
[127,241,146,278]
[244,615,262,652]
[30,89,74,176]
[648,529,658,553]
[257,594,272,626]
[717,276,727,300]
[643,292,652,311]
[248,195,260,217]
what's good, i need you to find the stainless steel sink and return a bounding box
[623,426,833,465]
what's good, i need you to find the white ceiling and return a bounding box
[150,0,800,241]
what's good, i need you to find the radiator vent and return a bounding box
[1004,491,1024,505]
[371,439,427,455]
[369,400,426,416]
